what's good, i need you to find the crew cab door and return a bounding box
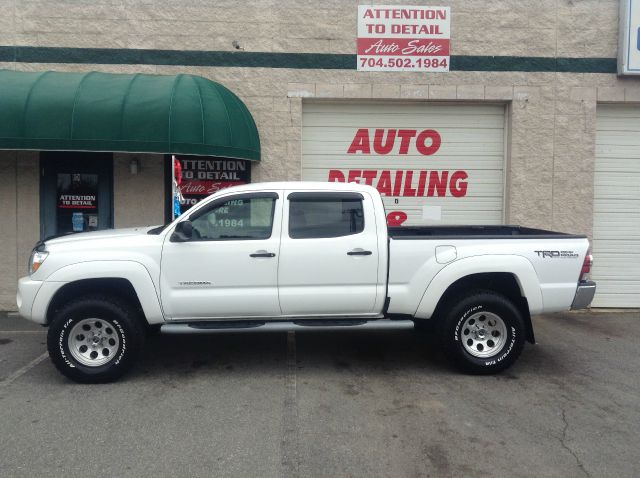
[160,191,282,320]
[278,191,385,316]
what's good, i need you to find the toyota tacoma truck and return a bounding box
[17,182,596,383]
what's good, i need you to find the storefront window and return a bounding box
[171,155,251,216]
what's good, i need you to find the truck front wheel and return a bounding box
[47,295,145,383]
[440,291,525,374]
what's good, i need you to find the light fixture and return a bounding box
[129,158,140,175]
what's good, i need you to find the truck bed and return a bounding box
[388,225,586,240]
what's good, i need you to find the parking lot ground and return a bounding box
[1,310,639,478]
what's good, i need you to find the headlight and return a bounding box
[29,249,48,275]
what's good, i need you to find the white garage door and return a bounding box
[592,105,640,307]
[301,102,505,226]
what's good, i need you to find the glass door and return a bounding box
[40,152,113,239]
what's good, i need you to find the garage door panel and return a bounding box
[302,101,505,226]
[302,115,503,129]
[594,281,640,293]
[592,213,640,229]
[593,200,640,212]
[593,292,640,308]
[302,128,504,144]
[303,102,505,116]
[592,240,640,253]
[594,177,640,199]
[597,107,640,117]
[372,197,505,209]
[302,155,505,170]
[302,142,504,156]
[592,105,640,308]
[302,168,504,196]
[592,256,640,277]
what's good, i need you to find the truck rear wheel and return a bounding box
[440,291,525,374]
[47,295,145,383]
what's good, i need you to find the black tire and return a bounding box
[47,295,145,383]
[439,291,525,374]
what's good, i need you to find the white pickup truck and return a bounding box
[18,182,595,383]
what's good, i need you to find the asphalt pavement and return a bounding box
[1,310,639,478]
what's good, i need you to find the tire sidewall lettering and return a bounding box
[59,318,75,368]
[454,305,483,342]
[493,326,516,364]
[112,319,127,365]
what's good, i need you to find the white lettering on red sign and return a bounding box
[357,5,451,72]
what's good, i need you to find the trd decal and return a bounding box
[534,250,578,258]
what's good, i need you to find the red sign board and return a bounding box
[357,5,451,72]
[176,157,251,210]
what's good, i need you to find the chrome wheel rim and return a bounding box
[460,311,507,358]
[68,318,120,367]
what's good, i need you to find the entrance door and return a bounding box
[40,152,113,239]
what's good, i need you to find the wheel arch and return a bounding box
[34,261,165,326]
[45,278,146,326]
[415,255,541,343]
[431,273,535,343]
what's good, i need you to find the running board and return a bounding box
[161,319,415,335]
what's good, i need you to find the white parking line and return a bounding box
[0,352,48,388]
[280,331,300,476]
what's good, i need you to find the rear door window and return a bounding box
[288,193,364,239]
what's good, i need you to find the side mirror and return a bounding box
[171,220,193,242]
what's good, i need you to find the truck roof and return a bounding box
[217,181,379,195]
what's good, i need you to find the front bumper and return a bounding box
[17,277,43,321]
[571,281,596,310]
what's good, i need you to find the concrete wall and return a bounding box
[0,0,639,309]
[113,153,165,228]
[0,152,40,308]
[0,0,620,58]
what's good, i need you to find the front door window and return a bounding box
[190,196,276,241]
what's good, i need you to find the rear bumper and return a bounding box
[571,281,596,310]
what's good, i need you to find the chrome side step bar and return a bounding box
[161,319,415,335]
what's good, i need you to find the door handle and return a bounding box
[250,251,276,258]
[347,249,372,256]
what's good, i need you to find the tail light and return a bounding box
[580,251,593,281]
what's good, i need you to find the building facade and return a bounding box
[0,0,638,309]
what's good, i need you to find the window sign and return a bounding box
[175,156,251,213]
[619,0,640,75]
[56,172,99,233]
[357,5,450,72]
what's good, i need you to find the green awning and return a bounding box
[0,70,260,160]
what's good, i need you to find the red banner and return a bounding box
[357,38,449,56]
